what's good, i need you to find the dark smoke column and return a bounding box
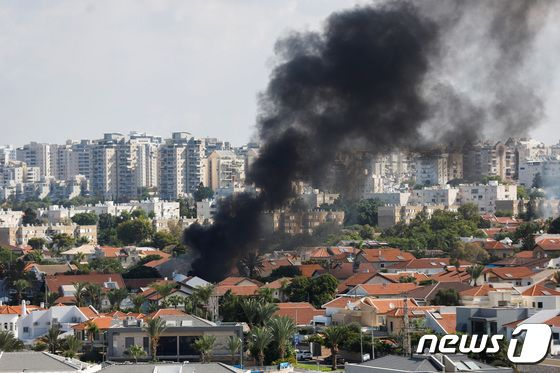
[184,2,439,282]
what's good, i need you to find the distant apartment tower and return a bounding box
[90,135,119,200]
[463,141,517,182]
[415,154,448,186]
[0,146,16,165]
[206,150,245,191]
[158,132,206,200]
[16,142,51,179]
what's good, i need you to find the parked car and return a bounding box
[296,350,313,360]
[324,355,345,365]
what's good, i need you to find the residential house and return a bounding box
[385,305,441,336]
[329,297,419,328]
[0,302,42,337]
[73,312,144,348]
[533,236,560,258]
[338,272,378,294]
[504,309,560,356]
[345,283,419,298]
[176,275,212,296]
[45,273,126,309]
[406,282,473,306]
[387,258,470,275]
[60,244,97,262]
[214,277,262,297]
[455,306,531,335]
[18,305,97,342]
[275,302,326,326]
[261,277,292,302]
[355,248,415,270]
[424,308,457,334]
[106,309,244,362]
[430,268,472,284]
[483,267,553,286]
[26,263,77,280]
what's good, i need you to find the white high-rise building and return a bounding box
[206,150,245,192]
[16,142,51,179]
[415,154,448,186]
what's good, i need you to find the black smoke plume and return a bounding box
[185,0,554,282]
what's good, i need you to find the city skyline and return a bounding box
[1,1,560,147]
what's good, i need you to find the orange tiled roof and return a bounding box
[297,264,324,278]
[359,248,415,263]
[322,297,359,309]
[353,283,418,296]
[73,317,114,331]
[275,302,325,325]
[431,269,471,283]
[520,284,560,296]
[389,258,470,270]
[261,277,292,290]
[544,316,560,327]
[430,311,456,334]
[377,272,431,283]
[515,251,534,258]
[535,238,560,251]
[214,284,260,296]
[78,306,99,319]
[45,273,126,293]
[0,305,41,315]
[485,266,535,280]
[147,308,188,319]
[337,272,377,292]
[218,277,261,286]
[363,298,419,314]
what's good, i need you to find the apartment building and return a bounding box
[0,223,97,246]
[263,210,345,235]
[16,142,51,179]
[457,181,517,213]
[159,132,206,200]
[415,154,448,186]
[206,150,245,192]
[463,141,517,182]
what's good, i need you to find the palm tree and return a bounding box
[127,344,146,363]
[0,330,24,351]
[257,287,274,303]
[194,335,216,363]
[42,326,62,354]
[467,264,485,286]
[240,298,259,327]
[62,335,82,358]
[46,291,59,308]
[250,326,273,367]
[130,294,146,313]
[107,288,129,310]
[268,316,296,359]
[237,251,264,278]
[13,279,30,303]
[84,283,103,310]
[73,252,86,265]
[192,284,215,319]
[166,295,183,309]
[85,320,99,344]
[254,302,278,327]
[322,325,348,370]
[73,282,88,307]
[150,282,176,304]
[225,335,242,365]
[143,317,167,362]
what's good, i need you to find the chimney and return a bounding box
[40,302,45,309]
[21,300,27,315]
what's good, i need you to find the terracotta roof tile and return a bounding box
[359,248,415,263]
[389,258,470,270]
[275,302,325,325]
[520,284,560,296]
[485,266,535,280]
[351,283,418,296]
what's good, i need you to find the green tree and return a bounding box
[237,251,264,279]
[267,266,302,281]
[143,317,167,361]
[268,316,296,359]
[0,330,24,351]
[193,184,214,202]
[432,289,461,306]
[51,233,75,250]
[451,242,490,264]
[152,230,179,250]
[42,326,62,354]
[85,320,99,343]
[127,344,146,363]
[321,325,349,370]
[107,288,129,310]
[307,274,339,307]
[225,336,242,365]
[249,326,273,367]
[130,294,146,313]
[22,207,39,225]
[13,279,30,303]
[467,264,485,286]
[355,199,381,226]
[458,203,480,223]
[517,186,529,200]
[62,335,82,358]
[549,217,560,234]
[90,258,124,274]
[71,212,98,226]
[28,237,46,250]
[73,282,88,307]
[84,283,103,310]
[150,282,176,302]
[194,335,216,363]
[117,218,154,245]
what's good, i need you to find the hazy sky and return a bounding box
[0,0,558,147]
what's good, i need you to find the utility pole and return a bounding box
[403,295,411,357]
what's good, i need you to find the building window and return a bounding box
[23,327,29,333]
[125,337,135,349]
[143,337,149,352]
[538,302,543,309]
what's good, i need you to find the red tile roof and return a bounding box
[261,278,292,290]
[296,264,324,278]
[275,302,325,325]
[520,284,560,296]
[515,251,534,258]
[45,273,126,293]
[430,269,471,283]
[73,316,114,331]
[337,272,377,293]
[0,305,41,315]
[376,272,431,283]
[78,306,100,319]
[352,283,418,296]
[485,266,535,280]
[430,311,456,334]
[388,258,470,270]
[214,284,260,296]
[535,238,560,251]
[460,284,495,297]
[359,249,415,263]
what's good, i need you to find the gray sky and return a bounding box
[0,0,558,147]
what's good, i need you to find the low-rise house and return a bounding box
[456,306,531,336]
[73,312,144,348]
[504,309,560,356]
[26,263,77,280]
[430,268,471,283]
[329,297,419,328]
[45,273,126,309]
[533,236,560,258]
[175,275,212,295]
[483,266,553,286]
[60,244,97,262]
[385,305,441,336]
[369,272,431,284]
[387,258,470,275]
[337,272,378,294]
[424,308,457,334]
[355,248,415,270]
[0,302,42,337]
[346,283,418,298]
[275,302,326,326]
[261,277,291,301]
[106,309,244,362]
[406,282,472,306]
[18,305,97,342]
[214,277,261,297]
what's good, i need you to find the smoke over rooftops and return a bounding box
[185,0,556,282]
